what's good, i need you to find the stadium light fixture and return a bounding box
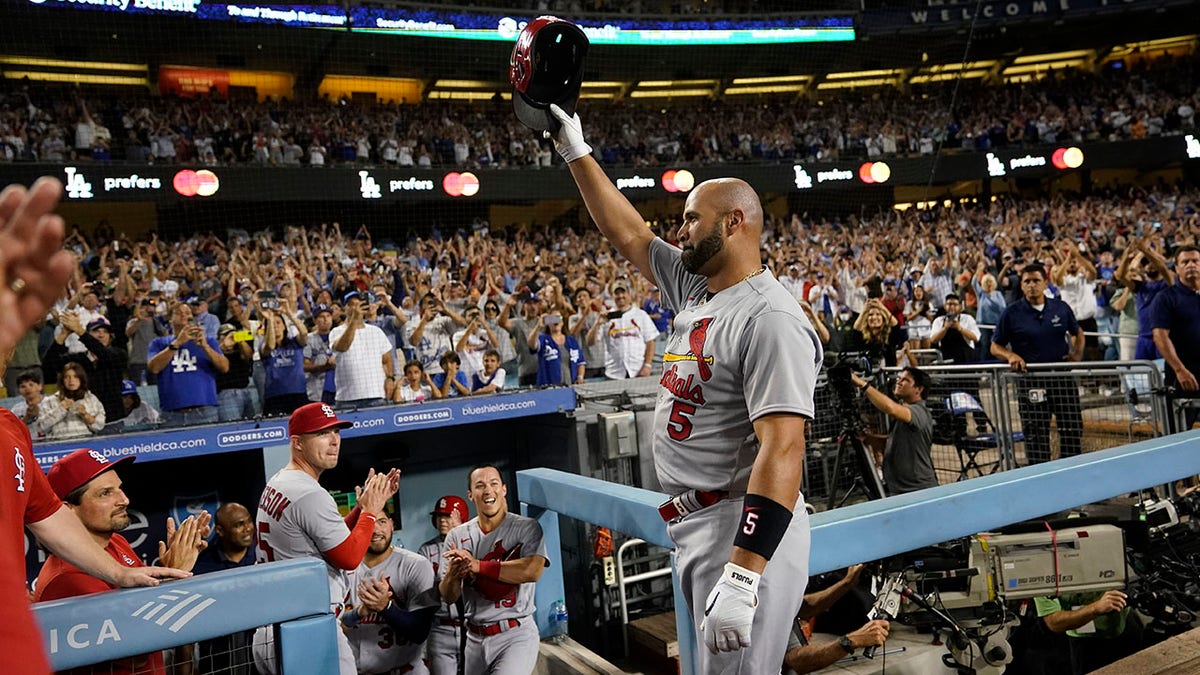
[629,88,715,98]
[816,78,898,90]
[1011,50,1094,64]
[730,75,812,85]
[1,71,148,86]
[433,79,502,89]
[1002,60,1088,76]
[824,69,904,80]
[638,79,720,88]
[0,56,147,72]
[910,70,991,84]
[427,91,511,101]
[724,84,809,95]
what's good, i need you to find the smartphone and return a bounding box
[607,310,623,320]
[232,330,254,342]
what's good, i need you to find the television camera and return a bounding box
[870,524,1127,674]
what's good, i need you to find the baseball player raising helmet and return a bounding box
[543,76,823,673]
[253,402,401,675]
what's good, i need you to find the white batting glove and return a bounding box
[545,104,592,163]
[700,562,760,653]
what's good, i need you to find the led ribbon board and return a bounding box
[23,0,856,43]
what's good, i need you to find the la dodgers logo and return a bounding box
[358,170,381,199]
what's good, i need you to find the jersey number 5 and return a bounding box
[667,401,696,441]
[258,522,276,562]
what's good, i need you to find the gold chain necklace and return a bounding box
[702,266,766,304]
[741,266,767,284]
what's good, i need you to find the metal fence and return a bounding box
[802,360,1173,506]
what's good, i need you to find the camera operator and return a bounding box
[849,367,938,495]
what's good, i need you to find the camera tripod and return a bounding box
[825,420,887,510]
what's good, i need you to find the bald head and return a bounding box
[693,178,764,237]
[215,502,255,554]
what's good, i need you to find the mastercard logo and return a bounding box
[662,169,695,193]
[1051,147,1084,170]
[858,162,891,184]
[173,170,220,197]
[443,172,480,197]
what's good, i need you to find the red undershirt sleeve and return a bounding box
[323,511,376,570]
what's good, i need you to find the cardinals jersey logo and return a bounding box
[483,540,525,563]
[473,539,523,602]
[662,317,715,381]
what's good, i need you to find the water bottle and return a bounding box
[551,598,569,643]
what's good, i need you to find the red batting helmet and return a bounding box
[431,495,469,526]
[509,16,589,133]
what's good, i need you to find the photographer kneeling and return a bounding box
[850,367,938,495]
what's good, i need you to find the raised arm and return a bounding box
[550,106,658,287]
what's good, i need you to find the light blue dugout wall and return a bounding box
[35,559,338,673]
[519,429,1200,675]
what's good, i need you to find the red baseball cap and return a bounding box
[46,448,135,500]
[430,495,469,523]
[289,402,353,437]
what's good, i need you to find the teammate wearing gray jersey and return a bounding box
[253,401,401,675]
[418,495,470,675]
[549,105,822,674]
[439,466,549,675]
[341,509,440,674]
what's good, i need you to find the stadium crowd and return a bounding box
[4,180,1198,440]
[0,49,1196,167]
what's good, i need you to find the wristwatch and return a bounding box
[838,635,855,655]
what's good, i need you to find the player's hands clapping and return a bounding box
[700,562,760,653]
[356,578,393,613]
[443,547,476,580]
[355,468,401,515]
[546,104,591,163]
[158,511,212,572]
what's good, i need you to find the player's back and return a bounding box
[256,468,351,609]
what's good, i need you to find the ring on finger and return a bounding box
[9,277,27,294]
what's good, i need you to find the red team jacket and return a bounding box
[1,409,60,675]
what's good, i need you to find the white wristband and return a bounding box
[721,562,761,594]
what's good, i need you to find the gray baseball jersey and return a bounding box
[647,237,823,496]
[446,514,548,624]
[417,535,461,622]
[647,236,821,675]
[256,469,354,612]
[418,535,461,675]
[254,469,359,675]
[345,547,439,674]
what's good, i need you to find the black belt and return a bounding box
[437,618,462,627]
[658,489,728,522]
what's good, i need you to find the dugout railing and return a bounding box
[517,429,1200,675]
[29,434,1200,673]
[33,559,338,673]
